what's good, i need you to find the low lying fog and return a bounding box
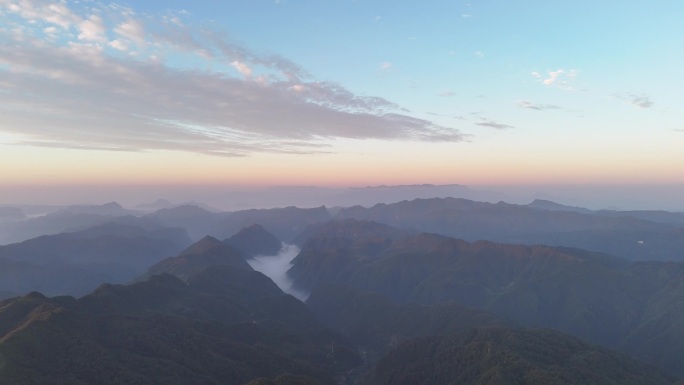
[247,244,309,301]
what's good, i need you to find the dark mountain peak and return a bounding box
[529,198,561,206]
[246,223,267,231]
[0,292,72,340]
[180,235,225,256]
[225,224,281,257]
[335,197,486,222]
[150,204,214,219]
[58,201,131,216]
[140,235,253,281]
[23,291,46,300]
[527,199,593,213]
[213,205,332,243]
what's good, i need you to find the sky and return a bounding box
[1,0,683,206]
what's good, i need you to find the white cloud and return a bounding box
[533,68,578,90]
[108,39,128,51]
[231,61,253,77]
[114,19,145,43]
[0,5,465,157]
[5,0,81,28]
[475,51,484,58]
[543,69,563,85]
[379,61,392,70]
[78,14,106,42]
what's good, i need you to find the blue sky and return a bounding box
[0,0,682,198]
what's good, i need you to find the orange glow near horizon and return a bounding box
[2,133,684,188]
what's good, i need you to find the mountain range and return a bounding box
[334,197,684,261]
[0,234,678,384]
[289,218,684,375]
[1,195,684,383]
[0,223,191,297]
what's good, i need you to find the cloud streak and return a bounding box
[0,0,464,156]
[517,100,561,111]
[475,118,514,130]
[620,94,654,109]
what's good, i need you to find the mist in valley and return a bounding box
[246,243,309,301]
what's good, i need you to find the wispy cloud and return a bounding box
[379,61,393,70]
[439,91,455,97]
[517,100,561,111]
[475,118,514,130]
[0,0,464,156]
[615,93,654,109]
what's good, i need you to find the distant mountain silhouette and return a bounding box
[134,198,174,211]
[224,224,282,257]
[215,183,506,211]
[215,206,332,243]
[0,223,190,296]
[0,207,25,221]
[526,199,593,214]
[594,209,684,226]
[59,202,137,216]
[291,218,410,247]
[144,204,331,244]
[334,197,684,261]
[144,204,225,240]
[0,256,106,297]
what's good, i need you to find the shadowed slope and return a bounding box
[140,236,253,281]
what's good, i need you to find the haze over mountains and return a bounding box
[3,183,684,213]
[1,187,684,384]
